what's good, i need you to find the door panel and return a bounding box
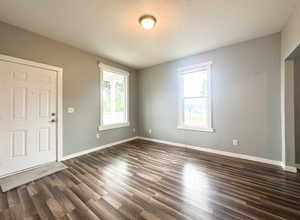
[9,130,27,157]
[39,89,51,119]
[38,127,50,152]
[0,60,57,177]
[11,87,27,120]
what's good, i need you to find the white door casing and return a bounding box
[0,55,63,177]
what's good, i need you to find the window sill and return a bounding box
[98,122,130,131]
[177,126,215,133]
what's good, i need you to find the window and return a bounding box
[178,62,213,132]
[99,64,129,130]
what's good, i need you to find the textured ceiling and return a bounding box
[0,0,299,69]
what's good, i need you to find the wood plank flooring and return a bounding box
[1,139,300,220]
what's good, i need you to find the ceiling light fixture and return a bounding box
[139,15,157,30]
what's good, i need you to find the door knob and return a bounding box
[49,119,56,123]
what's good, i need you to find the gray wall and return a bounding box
[0,21,138,157]
[138,33,282,161]
[294,56,300,163]
[0,20,283,162]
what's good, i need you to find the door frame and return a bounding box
[0,54,63,164]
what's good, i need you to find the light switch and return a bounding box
[67,107,75,113]
[232,139,239,146]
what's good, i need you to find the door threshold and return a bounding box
[0,162,67,192]
[0,161,57,179]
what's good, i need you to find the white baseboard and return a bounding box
[61,136,297,173]
[282,165,298,173]
[63,136,138,160]
[137,136,283,167]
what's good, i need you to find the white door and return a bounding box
[0,60,57,177]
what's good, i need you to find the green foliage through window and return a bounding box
[103,81,111,112]
[115,82,125,112]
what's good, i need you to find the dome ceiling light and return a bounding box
[139,15,157,30]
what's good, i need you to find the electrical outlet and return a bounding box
[232,139,239,146]
[133,128,136,133]
[149,129,152,134]
[67,107,75,113]
[96,133,100,139]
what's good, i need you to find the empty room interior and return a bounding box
[1,0,300,219]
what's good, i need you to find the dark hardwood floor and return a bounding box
[1,139,300,220]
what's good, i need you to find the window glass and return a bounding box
[102,70,127,126]
[183,98,208,128]
[179,63,212,131]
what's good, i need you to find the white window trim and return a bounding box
[177,61,214,132]
[98,63,130,131]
